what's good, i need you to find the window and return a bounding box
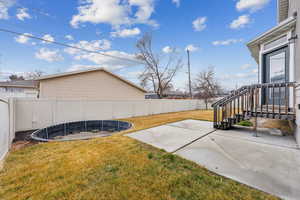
[263,46,289,105]
[269,52,286,83]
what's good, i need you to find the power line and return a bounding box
[0,28,145,65]
[0,1,111,52]
[0,0,74,42]
[0,1,145,65]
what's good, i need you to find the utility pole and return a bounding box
[187,50,192,98]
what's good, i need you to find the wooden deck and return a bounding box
[212,82,296,129]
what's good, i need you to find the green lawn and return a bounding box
[0,110,278,200]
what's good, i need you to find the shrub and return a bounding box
[148,153,154,159]
[238,120,253,127]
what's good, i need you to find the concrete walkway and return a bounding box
[127,120,300,200]
[128,120,214,152]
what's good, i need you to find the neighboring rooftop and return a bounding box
[0,80,38,88]
[36,67,147,93]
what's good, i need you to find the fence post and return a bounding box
[8,98,15,143]
[52,99,57,126]
[82,99,85,121]
[0,97,10,164]
[131,101,135,117]
[111,101,114,119]
[148,100,151,115]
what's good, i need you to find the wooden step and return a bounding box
[244,111,295,120]
[213,82,296,130]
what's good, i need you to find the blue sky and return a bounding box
[0,0,277,90]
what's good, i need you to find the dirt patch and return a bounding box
[11,130,39,151]
[53,131,115,140]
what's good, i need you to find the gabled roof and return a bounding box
[36,67,147,93]
[247,16,296,63]
[0,80,38,88]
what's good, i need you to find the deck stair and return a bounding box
[212,82,296,130]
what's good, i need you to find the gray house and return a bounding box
[248,0,300,145]
[0,80,38,98]
[212,0,300,146]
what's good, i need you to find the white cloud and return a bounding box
[185,44,199,52]
[111,27,141,38]
[70,50,138,70]
[70,0,157,29]
[241,64,251,70]
[230,15,251,29]
[64,40,112,55]
[35,48,64,62]
[96,30,102,35]
[221,73,252,80]
[14,33,33,44]
[236,0,270,12]
[162,46,174,54]
[192,17,207,32]
[219,69,259,89]
[0,0,15,20]
[67,64,101,72]
[16,8,31,21]
[64,40,138,70]
[172,0,180,7]
[123,70,143,85]
[221,69,258,80]
[212,39,243,46]
[236,73,252,78]
[65,35,74,40]
[41,34,55,43]
[125,70,143,79]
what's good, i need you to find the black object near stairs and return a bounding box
[212,82,296,130]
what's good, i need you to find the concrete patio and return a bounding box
[127,120,215,152]
[127,120,300,200]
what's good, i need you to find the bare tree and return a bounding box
[26,70,44,79]
[9,74,25,81]
[193,67,221,109]
[136,33,183,98]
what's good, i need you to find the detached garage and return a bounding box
[36,68,146,100]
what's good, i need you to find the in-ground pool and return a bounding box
[31,120,132,142]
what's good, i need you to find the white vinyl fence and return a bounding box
[14,98,209,132]
[296,87,300,145]
[0,98,15,163]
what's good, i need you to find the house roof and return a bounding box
[0,80,38,88]
[247,16,296,63]
[36,67,147,93]
[278,0,289,23]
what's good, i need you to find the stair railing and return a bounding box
[212,82,296,129]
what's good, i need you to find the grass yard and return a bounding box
[0,110,278,200]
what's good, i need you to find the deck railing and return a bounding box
[212,82,296,129]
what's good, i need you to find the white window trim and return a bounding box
[261,33,289,54]
[258,30,295,107]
